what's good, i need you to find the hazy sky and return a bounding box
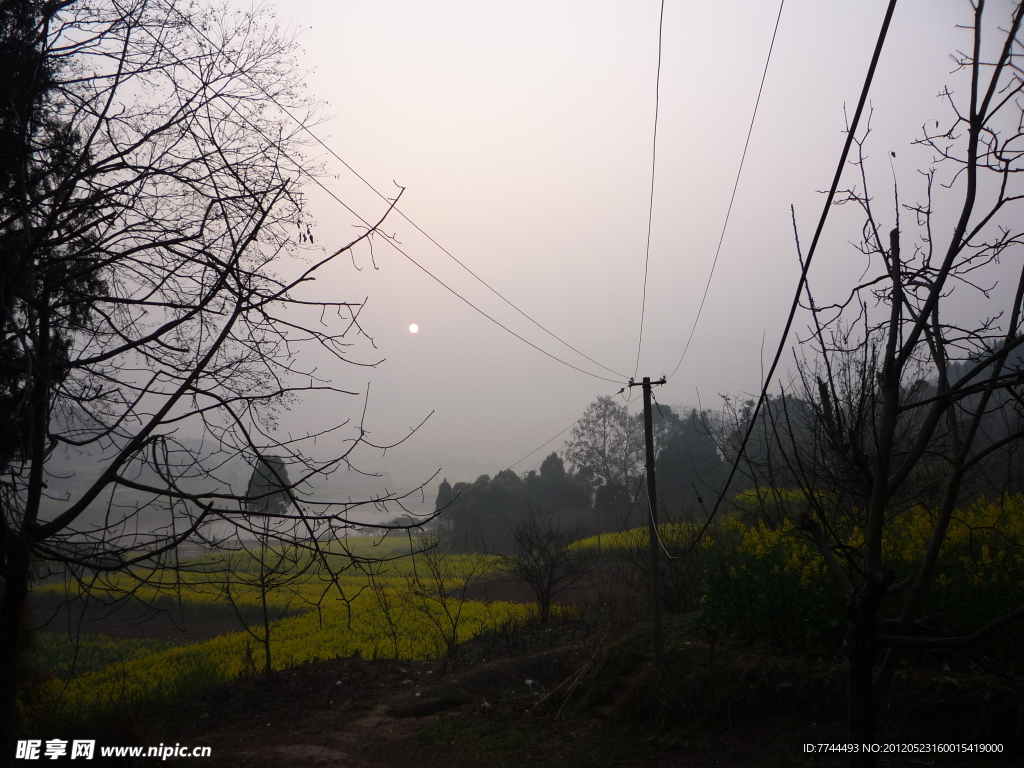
[262,0,980,497]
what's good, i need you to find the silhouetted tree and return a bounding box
[0,0,425,746]
[441,470,526,551]
[497,509,592,622]
[439,456,593,552]
[653,405,726,517]
[434,478,454,512]
[564,397,643,491]
[523,453,591,516]
[743,5,1024,762]
[246,456,294,517]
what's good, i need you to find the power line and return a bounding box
[300,125,630,381]
[307,176,627,384]
[504,375,633,473]
[505,416,584,473]
[682,0,900,555]
[167,7,628,383]
[668,0,786,381]
[152,9,627,386]
[634,0,667,379]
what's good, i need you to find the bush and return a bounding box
[703,518,843,652]
[702,494,1024,661]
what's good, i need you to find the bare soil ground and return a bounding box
[164,616,1021,767]
[154,624,1021,768]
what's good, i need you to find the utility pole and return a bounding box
[628,375,666,665]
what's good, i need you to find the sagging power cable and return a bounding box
[145,8,628,386]
[634,0,667,379]
[167,5,629,383]
[668,0,786,381]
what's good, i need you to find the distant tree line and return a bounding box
[434,365,1024,554]
[434,453,590,552]
[434,398,730,552]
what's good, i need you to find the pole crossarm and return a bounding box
[626,376,667,389]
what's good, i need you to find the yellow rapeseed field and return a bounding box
[33,539,533,713]
[39,593,532,710]
[700,493,1024,654]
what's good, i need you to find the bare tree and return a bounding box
[219,535,310,676]
[216,462,310,676]
[564,396,644,492]
[213,455,309,675]
[744,3,1024,762]
[564,396,644,533]
[497,509,592,622]
[0,0,431,745]
[402,537,492,658]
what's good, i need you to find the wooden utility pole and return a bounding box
[628,375,666,665]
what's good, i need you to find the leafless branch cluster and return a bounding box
[0,0,434,738]
[721,3,1024,757]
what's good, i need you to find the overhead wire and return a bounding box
[154,8,627,386]
[308,174,626,384]
[291,119,630,381]
[503,371,640,474]
[634,0,667,379]
[668,0,786,381]
[644,475,679,559]
[505,416,584,473]
[167,5,628,383]
[680,0,901,556]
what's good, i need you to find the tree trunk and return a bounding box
[261,585,272,675]
[845,576,888,768]
[0,535,31,761]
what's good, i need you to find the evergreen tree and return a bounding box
[654,407,726,517]
[245,456,293,517]
[434,477,454,511]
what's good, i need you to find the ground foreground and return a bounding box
[71,612,1016,768]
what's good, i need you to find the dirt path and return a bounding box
[173,644,585,768]
[163,631,1019,768]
